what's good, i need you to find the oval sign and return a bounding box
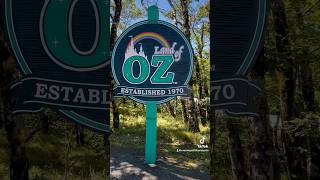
[211,0,267,77]
[112,20,194,104]
[2,0,111,132]
[210,0,267,117]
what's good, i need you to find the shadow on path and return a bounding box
[111,146,209,180]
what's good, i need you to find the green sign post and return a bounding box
[112,5,193,164]
[145,101,157,164]
[145,6,160,164]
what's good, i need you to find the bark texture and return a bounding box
[166,101,176,118]
[75,125,85,145]
[271,0,307,179]
[180,0,200,132]
[0,30,29,180]
[248,50,280,180]
[197,24,208,126]
[105,0,123,178]
[226,118,248,180]
[209,108,216,180]
[110,0,122,129]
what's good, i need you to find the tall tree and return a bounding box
[166,0,191,128]
[248,49,280,180]
[104,1,123,178]
[226,118,249,180]
[209,108,216,180]
[192,16,210,126]
[180,0,200,132]
[165,0,202,132]
[0,30,29,180]
[271,0,307,178]
[272,0,296,122]
[110,0,123,129]
[290,1,320,179]
[75,125,85,145]
[0,94,3,129]
[291,1,317,112]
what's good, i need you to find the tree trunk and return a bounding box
[271,0,307,179]
[110,81,120,129]
[75,125,85,145]
[0,90,4,129]
[200,53,210,128]
[195,56,205,126]
[188,89,200,132]
[104,134,110,180]
[5,117,29,180]
[181,98,189,123]
[1,31,29,179]
[272,0,296,122]
[112,97,120,129]
[41,113,49,135]
[248,49,280,180]
[199,102,207,126]
[294,4,320,180]
[291,1,316,112]
[295,10,318,178]
[110,0,122,49]
[0,31,8,130]
[310,139,320,180]
[166,101,176,118]
[110,0,122,129]
[248,101,278,180]
[226,117,248,180]
[209,108,216,180]
[180,0,200,133]
[197,24,208,126]
[300,61,316,111]
[105,1,122,178]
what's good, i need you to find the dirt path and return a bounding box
[111,146,209,180]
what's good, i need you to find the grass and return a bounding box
[110,110,210,171]
[0,102,212,179]
[0,121,109,179]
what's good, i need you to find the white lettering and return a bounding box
[73,88,87,103]
[154,42,184,62]
[35,83,48,98]
[48,85,60,100]
[88,89,100,104]
[61,87,73,102]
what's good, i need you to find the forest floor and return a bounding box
[0,109,211,179]
[111,146,209,180]
[110,110,210,179]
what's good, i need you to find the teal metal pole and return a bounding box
[144,5,159,165]
[148,5,159,24]
[145,101,157,164]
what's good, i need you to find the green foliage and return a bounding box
[288,113,320,140]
